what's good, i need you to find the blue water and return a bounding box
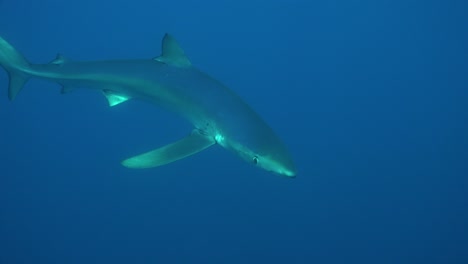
[1,0,467,263]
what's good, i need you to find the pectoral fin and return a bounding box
[121,130,215,169]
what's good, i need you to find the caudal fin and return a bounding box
[0,36,30,100]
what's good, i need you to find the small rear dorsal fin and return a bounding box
[154,34,191,67]
[50,54,69,65]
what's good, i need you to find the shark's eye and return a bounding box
[252,156,258,165]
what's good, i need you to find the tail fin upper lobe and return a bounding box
[0,36,30,100]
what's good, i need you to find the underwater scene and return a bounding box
[0,0,467,263]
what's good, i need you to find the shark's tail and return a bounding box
[0,36,30,101]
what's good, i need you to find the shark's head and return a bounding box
[215,118,297,177]
[248,147,297,177]
[220,134,296,177]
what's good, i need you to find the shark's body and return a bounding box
[0,34,296,177]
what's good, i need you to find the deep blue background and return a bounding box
[0,0,467,263]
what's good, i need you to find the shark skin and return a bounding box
[0,34,296,177]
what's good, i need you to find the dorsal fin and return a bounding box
[154,34,191,67]
[50,53,69,65]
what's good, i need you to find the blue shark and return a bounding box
[0,34,296,177]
